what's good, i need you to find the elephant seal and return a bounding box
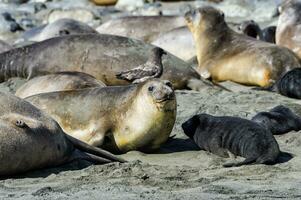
[262,26,276,43]
[15,72,105,98]
[0,34,204,90]
[21,18,98,42]
[151,26,195,61]
[252,105,301,135]
[116,47,166,83]
[96,16,186,43]
[0,92,124,176]
[257,68,301,99]
[276,0,301,58]
[25,79,177,153]
[182,114,280,167]
[185,7,301,87]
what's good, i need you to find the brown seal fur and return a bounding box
[276,0,301,58]
[0,92,124,176]
[25,79,177,153]
[185,7,301,87]
[0,34,202,90]
[15,72,105,98]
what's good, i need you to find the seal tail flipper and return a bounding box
[187,78,232,92]
[68,149,112,164]
[65,134,126,163]
[252,84,275,92]
[223,157,257,167]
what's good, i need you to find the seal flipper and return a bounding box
[223,157,257,167]
[65,134,126,163]
[68,149,112,164]
[187,78,232,92]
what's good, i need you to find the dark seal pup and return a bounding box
[259,68,301,99]
[182,114,280,167]
[252,105,301,135]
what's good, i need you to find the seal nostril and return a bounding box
[148,86,154,92]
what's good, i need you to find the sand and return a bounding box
[0,79,301,199]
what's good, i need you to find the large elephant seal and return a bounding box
[0,92,124,176]
[252,105,301,135]
[21,18,98,42]
[0,34,203,90]
[15,72,105,98]
[185,7,301,87]
[151,26,195,61]
[25,79,177,153]
[96,16,186,43]
[276,0,301,58]
[182,114,280,167]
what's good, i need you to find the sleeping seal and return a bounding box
[25,79,177,153]
[185,7,300,87]
[21,18,98,42]
[15,72,105,98]
[252,105,301,135]
[182,114,280,167]
[0,34,205,90]
[0,92,124,176]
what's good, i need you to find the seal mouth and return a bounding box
[155,97,175,103]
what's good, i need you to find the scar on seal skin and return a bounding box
[252,105,301,135]
[182,114,280,167]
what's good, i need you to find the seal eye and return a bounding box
[148,86,154,92]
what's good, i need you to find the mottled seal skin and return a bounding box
[151,26,195,61]
[96,16,186,43]
[276,0,301,58]
[26,79,177,153]
[261,68,301,99]
[21,18,98,42]
[252,105,301,135]
[0,34,201,90]
[0,92,124,176]
[182,114,280,167]
[185,7,301,87]
[15,72,105,98]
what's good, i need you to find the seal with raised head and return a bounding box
[252,105,301,135]
[182,114,280,167]
[116,47,166,83]
[0,34,206,90]
[15,71,105,98]
[185,7,301,87]
[25,79,177,153]
[0,92,124,176]
[21,18,98,42]
[276,0,301,58]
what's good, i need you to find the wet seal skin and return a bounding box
[0,34,205,90]
[16,71,105,98]
[0,92,124,176]
[25,79,177,154]
[252,105,301,135]
[182,114,280,167]
[116,47,166,84]
[185,6,300,87]
[257,68,301,99]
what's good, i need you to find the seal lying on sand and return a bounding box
[257,68,301,99]
[116,47,166,83]
[182,114,280,167]
[0,34,205,90]
[185,7,300,87]
[0,92,124,176]
[26,79,177,153]
[252,105,301,135]
[276,0,301,58]
[21,18,98,42]
[16,72,105,98]
[96,16,186,43]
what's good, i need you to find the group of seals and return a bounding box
[182,114,280,167]
[185,7,300,87]
[0,92,124,176]
[25,79,177,153]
